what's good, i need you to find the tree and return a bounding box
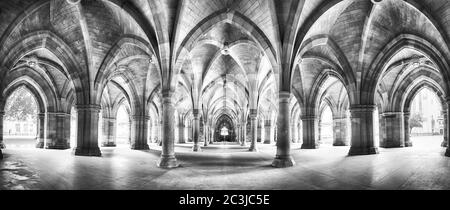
[409,113,425,133]
[4,88,37,121]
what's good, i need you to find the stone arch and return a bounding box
[366,34,450,105]
[0,30,87,104]
[172,9,279,92]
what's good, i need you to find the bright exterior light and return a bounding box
[220,126,229,136]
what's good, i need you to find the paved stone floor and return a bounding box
[1,136,449,190]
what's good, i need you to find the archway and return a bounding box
[408,87,443,148]
[319,105,333,146]
[2,87,39,148]
[214,115,237,144]
[116,104,131,146]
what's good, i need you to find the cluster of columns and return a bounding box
[2,92,450,166]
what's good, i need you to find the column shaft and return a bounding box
[241,123,247,146]
[0,111,4,150]
[379,112,405,148]
[102,117,116,147]
[272,92,295,167]
[404,112,412,147]
[157,92,179,168]
[73,105,101,156]
[301,116,319,149]
[178,123,185,143]
[348,105,379,156]
[130,115,150,150]
[192,109,201,151]
[249,109,258,152]
[35,113,45,148]
[442,110,448,147]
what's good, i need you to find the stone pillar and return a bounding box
[73,105,101,156]
[442,109,448,147]
[404,112,412,147]
[203,125,209,147]
[236,124,241,144]
[35,113,45,148]
[241,122,247,146]
[301,115,319,149]
[192,109,201,151]
[318,119,322,145]
[249,109,258,152]
[446,100,450,156]
[264,120,272,144]
[158,120,163,146]
[257,120,263,143]
[130,115,150,150]
[157,92,179,168]
[349,105,379,156]
[379,112,405,148]
[102,117,116,147]
[0,111,4,149]
[333,116,349,146]
[178,122,185,143]
[46,112,71,149]
[272,92,295,167]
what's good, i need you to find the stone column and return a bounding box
[192,109,201,151]
[157,92,179,168]
[317,119,322,145]
[333,116,349,146]
[441,109,448,147]
[404,112,412,147]
[236,124,241,144]
[264,120,272,144]
[301,115,319,149]
[158,120,163,146]
[178,122,185,143]
[242,122,248,146]
[35,113,45,148]
[272,92,295,167]
[102,117,116,147]
[348,105,379,156]
[249,109,258,152]
[379,112,405,148]
[73,105,101,156]
[130,115,150,150]
[46,112,71,149]
[0,111,4,149]
[203,125,209,147]
[257,120,263,143]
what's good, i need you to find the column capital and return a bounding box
[279,91,291,102]
[380,112,403,117]
[349,104,376,113]
[75,104,101,112]
[300,115,317,120]
[249,109,258,118]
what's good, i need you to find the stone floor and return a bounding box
[1,136,449,190]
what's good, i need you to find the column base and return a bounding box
[441,141,448,147]
[131,143,150,150]
[248,147,258,152]
[333,142,348,146]
[380,141,404,148]
[73,147,101,156]
[263,140,272,144]
[240,142,247,146]
[271,155,295,168]
[0,142,5,149]
[348,146,379,156]
[102,142,117,147]
[35,141,44,149]
[405,142,413,147]
[45,143,70,150]
[192,144,202,152]
[157,155,179,169]
[445,148,450,157]
[301,143,319,149]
